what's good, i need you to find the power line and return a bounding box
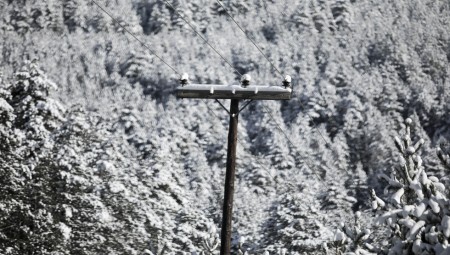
[190,1,324,179]
[266,2,344,168]
[91,0,325,229]
[90,0,180,76]
[215,0,284,79]
[91,0,293,183]
[215,0,342,174]
[163,0,242,77]
[94,5,334,233]
[213,0,333,168]
[92,0,325,181]
[205,1,328,178]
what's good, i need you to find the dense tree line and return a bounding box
[1,0,449,254]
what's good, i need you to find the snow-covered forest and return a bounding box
[0,0,449,254]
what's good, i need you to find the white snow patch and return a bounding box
[333,229,346,242]
[65,206,73,219]
[59,223,71,240]
[0,98,13,112]
[97,208,112,223]
[407,220,425,240]
[109,181,126,193]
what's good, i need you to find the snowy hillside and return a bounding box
[0,0,449,254]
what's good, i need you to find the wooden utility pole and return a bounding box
[176,74,291,255]
[220,98,239,254]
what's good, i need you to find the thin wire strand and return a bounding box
[278,48,344,175]
[163,0,242,77]
[275,1,349,176]
[216,0,342,175]
[200,0,328,179]
[169,0,330,174]
[214,0,334,175]
[92,0,325,183]
[215,0,284,79]
[90,0,180,76]
[91,0,288,183]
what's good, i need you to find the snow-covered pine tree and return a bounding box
[260,178,329,254]
[0,61,69,254]
[10,60,63,140]
[0,72,22,254]
[329,211,374,255]
[371,118,450,254]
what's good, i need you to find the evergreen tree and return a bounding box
[371,118,450,254]
[0,61,67,254]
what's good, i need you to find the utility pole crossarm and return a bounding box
[176,84,292,100]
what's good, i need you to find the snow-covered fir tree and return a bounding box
[370,118,450,254]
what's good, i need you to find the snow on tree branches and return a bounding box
[371,118,450,254]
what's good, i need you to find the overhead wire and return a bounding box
[162,0,324,179]
[165,0,278,185]
[93,0,327,182]
[218,0,358,210]
[91,0,289,188]
[215,1,348,175]
[207,4,280,90]
[215,1,329,177]
[163,0,242,77]
[215,0,284,79]
[278,0,351,174]
[90,0,180,76]
[164,0,326,180]
[91,0,359,233]
[92,0,347,221]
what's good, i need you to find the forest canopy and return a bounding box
[0,0,449,254]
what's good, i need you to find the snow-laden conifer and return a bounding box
[371,118,450,254]
[328,212,375,255]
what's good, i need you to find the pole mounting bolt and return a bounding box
[283,75,291,89]
[180,73,189,86]
[241,74,251,88]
